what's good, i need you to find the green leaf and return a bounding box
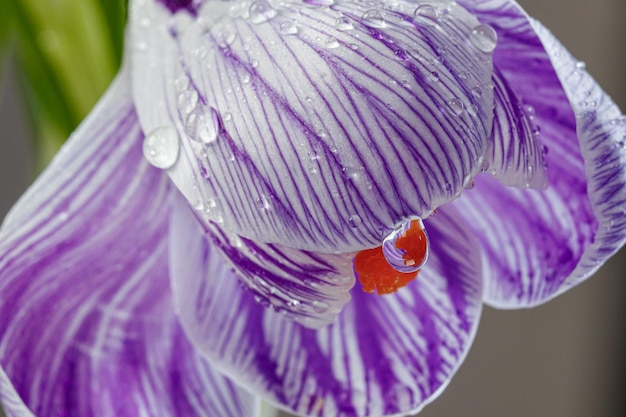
[7,0,127,169]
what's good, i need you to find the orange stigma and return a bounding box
[354,219,428,295]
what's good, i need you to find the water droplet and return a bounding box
[335,16,353,31]
[362,10,385,28]
[174,75,190,93]
[382,219,428,273]
[223,112,232,121]
[249,1,277,24]
[576,61,586,70]
[467,104,479,117]
[325,36,339,49]
[428,71,440,82]
[523,104,536,119]
[471,86,483,97]
[214,23,237,47]
[279,20,298,35]
[250,59,259,68]
[348,215,362,228]
[185,107,220,145]
[312,301,329,314]
[447,98,464,116]
[177,90,198,114]
[143,126,180,169]
[470,24,498,53]
[414,4,438,26]
[255,196,271,210]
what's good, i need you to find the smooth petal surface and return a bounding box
[171,202,483,417]
[453,0,626,306]
[130,0,496,252]
[0,71,257,417]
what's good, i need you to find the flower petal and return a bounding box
[130,0,496,252]
[452,0,626,307]
[0,367,35,417]
[0,70,257,417]
[172,202,355,328]
[170,202,483,417]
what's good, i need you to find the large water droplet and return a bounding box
[414,4,438,26]
[143,126,180,169]
[470,24,498,53]
[249,1,277,24]
[362,10,385,28]
[382,219,429,273]
[335,16,353,31]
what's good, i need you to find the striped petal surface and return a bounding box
[130,0,497,252]
[454,0,626,306]
[0,70,258,417]
[170,198,483,417]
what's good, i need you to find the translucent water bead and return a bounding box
[354,219,429,295]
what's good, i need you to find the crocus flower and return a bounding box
[1,0,625,416]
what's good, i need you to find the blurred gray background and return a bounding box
[1,0,625,416]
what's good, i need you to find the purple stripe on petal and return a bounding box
[170,195,355,329]
[170,201,482,417]
[452,0,626,307]
[0,70,257,417]
[131,0,496,253]
[157,0,197,15]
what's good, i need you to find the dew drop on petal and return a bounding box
[311,301,329,314]
[249,0,277,24]
[470,24,498,53]
[335,16,353,31]
[177,90,198,115]
[279,20,298,35]
[471,86,483,97]
[186,107,220,145]
[143,126,180,169]
[414,4,438,26]
[428,71,440,82]
[354,219,429,295]
[174,75,190,93]
[447,98,464,116]
[362,9,385,28]
[325,36,339,49]
[348,214,362,228]
[382,219,429,273]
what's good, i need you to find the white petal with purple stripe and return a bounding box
[130,0,496,252]
[453,0,626,306]
[0,70,258,417]
[170,200,483,417]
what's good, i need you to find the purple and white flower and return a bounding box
[1,0,625,416]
